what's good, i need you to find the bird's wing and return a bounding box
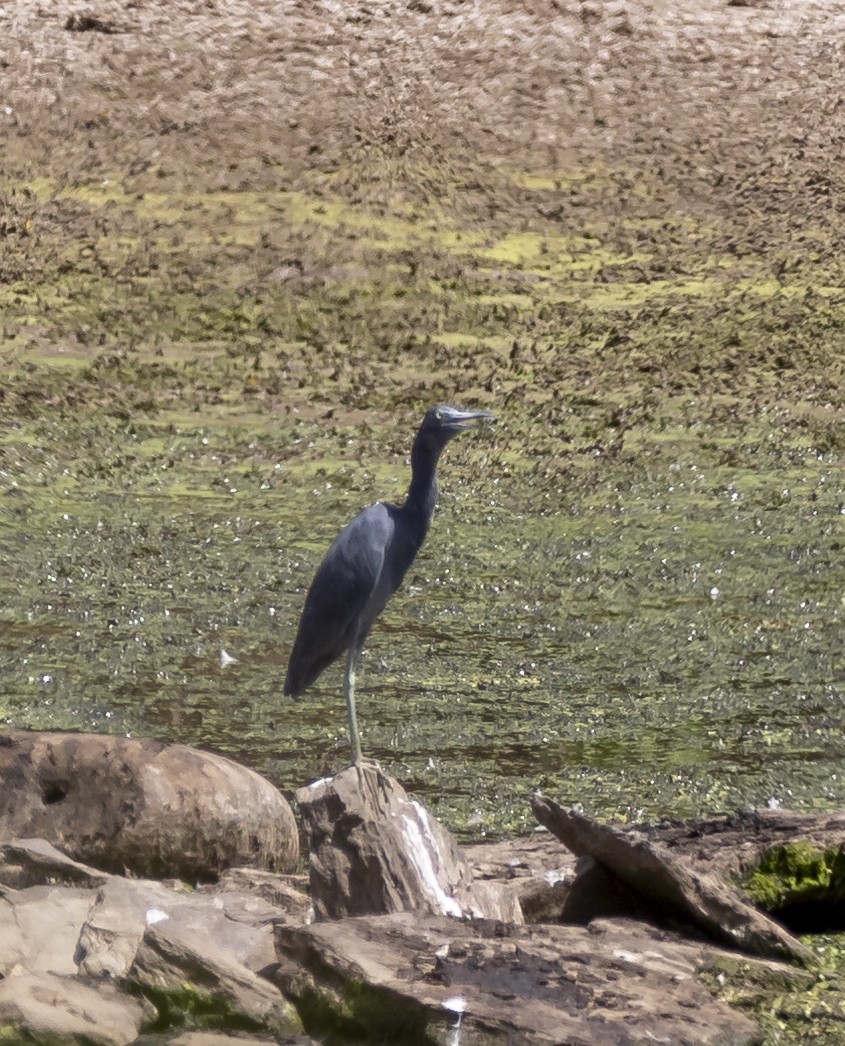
[284,503,393,695]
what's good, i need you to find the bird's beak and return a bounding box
[449,409,496,430]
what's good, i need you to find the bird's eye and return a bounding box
[435,409,442,420]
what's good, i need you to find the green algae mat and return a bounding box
[4,161,844,842]
[5,2,845,1039]
[2,0,845,844]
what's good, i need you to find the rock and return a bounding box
[296,762,522,923]
[0,884,96,977]
[274,911,764,1045]
[0,836,312,1039]
[0,836,109,889]
[201,866,313,926]
[76,876,184,980]
[630,808,845,882]
[0,970,150,1046]
[127,919,302,1038]
[0,856,299,987]
[76,870,310,979]
[532,793,814,964]
[556,854,661,924]
[464,830,578,922]
[463,829,578,884]
[0,730,298,880]
[168,1034,313,1046]
[467,809,845,929]
[517,871,573,923]
[80,877,259,978]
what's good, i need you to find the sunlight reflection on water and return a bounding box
[2,426,845,840]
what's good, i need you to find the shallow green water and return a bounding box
[2,408,844,841]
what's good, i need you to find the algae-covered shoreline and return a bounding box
[3,0,845,842]
[4,2,845,1038]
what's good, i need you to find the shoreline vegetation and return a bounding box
[3,2,845,1039]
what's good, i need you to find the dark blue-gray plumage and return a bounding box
[284,404,495,762]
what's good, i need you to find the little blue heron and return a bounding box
[284,404,495,762]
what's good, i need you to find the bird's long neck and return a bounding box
[403,437,445,540]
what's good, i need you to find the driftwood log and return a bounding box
[531,793,813,963]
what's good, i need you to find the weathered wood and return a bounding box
[532,793,814,964]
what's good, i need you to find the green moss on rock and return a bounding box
[706,933,845,1045]
[290,977,437,1044]
[742,843,845,912]
[139,980,263,1033]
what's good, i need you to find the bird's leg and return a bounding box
[344,646,363,764]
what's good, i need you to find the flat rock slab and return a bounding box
[0,834,315,1043]
[532,793,813,964]
[0,836,110,889]
[167,1034,315,1046]
[199,867,314,925]
[0,730,298,881]
[0,970,150,1046]
[464,830,579,922]
[275,911,762,1045]
[77,874,282,979]
[297,762,521,922]
[0,884,96,977]
[127,919,302,1038]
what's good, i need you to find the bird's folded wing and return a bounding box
[285,504,394,694]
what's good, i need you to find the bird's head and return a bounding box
[421,404,496,443]
[408,404,496,502]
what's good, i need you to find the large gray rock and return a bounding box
[198,866,314,927]
[532,793,814,964]
[0,883,95,977]
[127,919,302,1038]
[0,730,298,880]
[0,840,313,960]
[0,970,150,1046]
[0,834,313,1039]
[274,911,765,1045]
[296,762,522,922]
[76,875,284,979]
